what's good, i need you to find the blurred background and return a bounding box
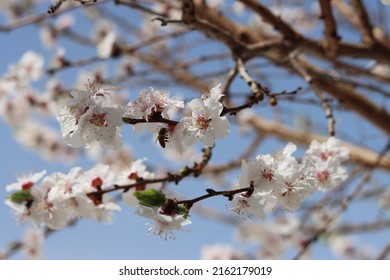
[0,0,389,259]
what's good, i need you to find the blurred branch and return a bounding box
[238,0,300,41]
[116,0,167,17]
[350,0,375,45]
[377,241,390,260]
[0,0,109,32]
[246,116,390,170]
[299,59,390,135]
[319,0,340,57]
[330,219,390,235]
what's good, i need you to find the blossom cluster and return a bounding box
[5,159,162,230]
[56,83,125,149]
[5,136,349,239]
[0,51,45,123]
[230,137,349,216]
[58,83,231,152]
[4,156,196,239]
[0,51,77,160]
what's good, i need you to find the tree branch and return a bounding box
[319,0,340,57]
[351,0,375,45]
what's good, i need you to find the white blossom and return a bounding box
[126,88,183,121]
[57,87,124,149]
[15,121,75,161]
[154,123,185,153]
[5,199,31,223]
[237,216,306,259]
[22,227,44,260]
[271,165,315,211]
[41,167,86,219]
[201,244,245,260]
[135,205,191,240]
[116,158,162,208]
[29,178,70,229]
[78,164,121,222]
[239,143,298,195]
[228,192,266,218]
[12,51,44,82]
[152,89,184,117]
[181,91,230,147]
[306,137,349,164]
[80,104,124,149]
[125,88,183,135]
[312,159,348,191]
[0,95,30,125]
[201,83,224,104]
[126,90,154,121]
[6,170,46,192]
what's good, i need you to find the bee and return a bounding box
[156,127,169,148]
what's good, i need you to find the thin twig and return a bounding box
[220,63,238,103]
[90,147,213,196]
[222,57,265,114]
[313,89,336,136]
[176,184,254,209]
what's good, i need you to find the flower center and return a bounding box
[89,112,108,127]
[237,198,249,211]
[148,220,175,240]
[321,150,333,161]
[63,181,73,194]
[282,181,294,197]
[195,115,211,130]
[316,170,330,183]
[261,167,274,181]
[37,199,54,215]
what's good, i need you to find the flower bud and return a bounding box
[269,96,277,106]
[133,189,166,207]
[7,190,34,204]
